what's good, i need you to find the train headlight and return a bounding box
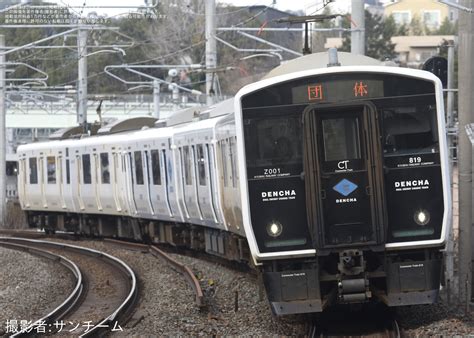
[414,210,430,226]
[267,221,283,237]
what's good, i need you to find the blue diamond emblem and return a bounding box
[333,179,358,197]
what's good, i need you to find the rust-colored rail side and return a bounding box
[104,238,204,308]
[149,245,204,308]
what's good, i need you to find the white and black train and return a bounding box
[17,51,451,315]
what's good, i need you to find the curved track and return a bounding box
[104,238,204,308]
[0,237,138,337]
[0,241,83,336]
[0,230,204,309]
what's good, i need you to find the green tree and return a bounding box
[435,17,457,35]
[340,10,396,60]
[409,15,424,35]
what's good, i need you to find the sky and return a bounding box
[30,0,353,17]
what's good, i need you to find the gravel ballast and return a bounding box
[3,237,473,336]
[47,239,308,336]
[0,246,74,336]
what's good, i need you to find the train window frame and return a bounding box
[100,152,110,184]
[196,144,206,186]
[134,151,144,185]
[82,154,91,184]
[29,157,38,184]
[151,149,162,185]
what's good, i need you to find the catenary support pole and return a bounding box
[445,43,455,304]
[350,0,365,55]
[205,0,217,105]
[447,41,455,128]
[0,35,6,226]
[457,0,474,305]
[77,29,88,131]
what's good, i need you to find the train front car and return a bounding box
[235,52,451,315]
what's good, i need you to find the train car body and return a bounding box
[235,52,451,314]
[17,51,451,315]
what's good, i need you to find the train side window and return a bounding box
[47,156,56,184]
[29,157,38,184]
[100,153,110,184]
[183,145,192,185]
[150,149,161,185]
[66,159,70,184]
[196,144,206,186]
[134,151,144,185]
[82,154,91,184]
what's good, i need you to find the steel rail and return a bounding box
[0,241,84,338]
[104,238,204,308]
[0,237,138,337]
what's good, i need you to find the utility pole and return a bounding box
[205,0,216,105]
[457,0,474,306]
[445,42,456,304]
[0,35,5,226]
[447,41,455,128]
[77,29,88,131]
[351,0,365,55]
[153,79,160,119]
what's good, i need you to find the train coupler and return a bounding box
[337,250,371,303]
[337,277,372,303]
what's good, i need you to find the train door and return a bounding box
[75,154,85,211]
[126,151,138,215]
[143,150,156,217]
[207,143,223,225]
[148,149,173,219]
[111,152,122,212]
[39,156,47,208]
[93,153,103,211]
[303,102,385,250]
[19,158,28,208]
[57,156,66,209]
[179,145,197,221]
[195,143,217,225]
[163,148,183,220]
[131,150,148,216]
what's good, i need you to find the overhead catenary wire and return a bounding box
[5,2,285,91]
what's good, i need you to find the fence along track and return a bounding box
[0,237,138,337]
[104,238,204,308]
[0,240,84,337]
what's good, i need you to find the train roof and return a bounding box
[263,51,382,79]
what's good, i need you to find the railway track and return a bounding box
[104,238,204,308]
[0,237,138,337]
[307,304,402,338]
[0,229,205,309]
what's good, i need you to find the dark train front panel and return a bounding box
[238,70,449,315]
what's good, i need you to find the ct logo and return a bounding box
[337,160,349,170]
